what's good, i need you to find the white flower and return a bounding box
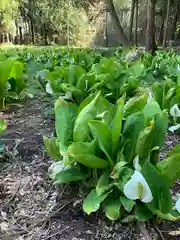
[123,170,153,203]
[46,81,53,95]
[169,124,180,133]
[133,155,141,171]
[170,104,180,117]
[175,194,180,213]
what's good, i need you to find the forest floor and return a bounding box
[0,96,180,240]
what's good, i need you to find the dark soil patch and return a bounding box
[0,98,180,240]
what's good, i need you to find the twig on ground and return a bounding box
[43,226,70,240]
[154,226,165,240]
[137,222,152,240]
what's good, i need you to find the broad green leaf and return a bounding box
[134,203,153,221]
[88,120,113,166]
[73,92,101,142]
[156,210,180,221]
[68,140,96,156]
[141,161,173,214]
[152,82,163,108]
[104,196,122,221]
[156,153,180,186]
[96,172,111,196]
[124,94,147,118]
[55,98,77,153]
[167,144,180,157]
[77,94,94,114]
[163,88,176,110]
[9,61,25,93]
[111,96,125,156]
[76,74,95,91]
[75,154,108,168]
[150,110,169,164]
[136,120,155,164]
[122,112,145,162]
[68,65,86,85]
[142,101,161,124]
[55,167,87,184]
[114,167,133,191]
[83,189,110,215]
[60,83,83,95]
[120,196,135,213]
[111,161,128,179]
[0,59,14,106]
[0,120,6,135]
[43,136,61,160]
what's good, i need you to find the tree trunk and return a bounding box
[129,0,136,44]
[135,0,139,46]
[44,24,48,45]
[163,0,171,47]
[146,0,156,55]
[158,17,164,45]
[19,26,23,45]
[30,18,35,44]
[171,1,180,40]
[105,0,129,46]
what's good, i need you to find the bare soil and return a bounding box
[0,98,180,240]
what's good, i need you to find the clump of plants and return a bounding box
[44,92,180,222]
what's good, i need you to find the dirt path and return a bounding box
[0,99,180,240]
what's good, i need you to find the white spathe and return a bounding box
[46,81,53,95]
[123,170,153,203]
[170,104,180,117]
[133,155,142,171]
[169,124,180,133]
[175,194,180,213]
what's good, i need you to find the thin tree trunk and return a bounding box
[19,26,23,45]
[158,17,165,44]
[129,0,136,44]
[30,18,35,44]
[171,1,180,40]
[44,24,48,45]
[135,0,139,46]
[163,0,171,47]
[105,0,129,46]
[146,0,156,55]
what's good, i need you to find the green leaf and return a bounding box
[163,88,176,110]
[111,96,125,156]
[142,100,161,124]
[96,172,111,196]
[150,110,169,164]
[75,154,108,168]
[114,167,133,191]
[60,83,83,95]
[43,136,61,160]
[134,203,153,221]
[156,210,180,221]
[0,120,6,135]
[111,161,128,179]
[68,140,96,156]
[141,161,173,214]
[167,144,180,157]
[55,98,77,153]
[73,92,101,142]
[55,167,87,184]
[120,196,135,213]
[9,61,25,93]
[88,120,113,166]
[156,153,180,186]
[68,65,86,85]
[136,120,155,164]
[104,196,122,221]
[122,112,145,162]
[124,94,147,118]
[83,189,110,215]
[152,82,163,108]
